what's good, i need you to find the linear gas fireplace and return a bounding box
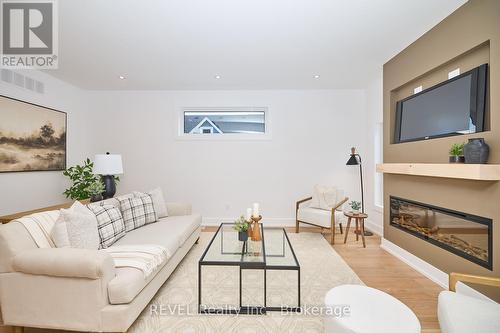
[390,196,492,269]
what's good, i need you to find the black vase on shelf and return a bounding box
[464,138,490,164]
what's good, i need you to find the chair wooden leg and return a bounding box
[339,223,343,234]
[12,327,24,333]
[330,224,335,244]
[195,237,200,244]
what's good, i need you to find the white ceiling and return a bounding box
[47,0,467,90]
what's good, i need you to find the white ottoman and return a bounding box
[324,285,421,333]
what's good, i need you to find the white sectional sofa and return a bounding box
[0,202,201,333]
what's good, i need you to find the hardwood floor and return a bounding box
[291,226,443,332]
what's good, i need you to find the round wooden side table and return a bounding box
[343,211,368,248]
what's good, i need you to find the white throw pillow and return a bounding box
[51,213,70,248]
[134,188,168,218]
[309,185,338,211]
[51,201,100,250]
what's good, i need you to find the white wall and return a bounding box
[363,70,384,235]
[0,70,92,215]
[87,89,368,225]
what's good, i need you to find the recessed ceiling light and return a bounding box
[314,74,320,79]
[119,75,126,80]
[214,75,221,79]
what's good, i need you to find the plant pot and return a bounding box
[449,155,465,163]
[464,138,489,164]
[238,231,249,242]
[90,194,103,202]
[351,209,360,215]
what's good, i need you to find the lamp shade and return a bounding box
[93,153,123,175]
[346,147,361,165]
[346,154,360,165]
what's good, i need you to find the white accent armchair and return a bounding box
[295,192,348,244]
[438,272,500,333]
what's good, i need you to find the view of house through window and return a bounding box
[184,108,266,134]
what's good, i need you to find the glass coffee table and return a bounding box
[198,223,300,314]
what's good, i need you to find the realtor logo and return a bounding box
[1,0,58,68]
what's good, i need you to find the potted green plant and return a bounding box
[449,142,465,163]
[349,201,362,215]
[86,179,105,202]
[63,158,99,200]
[233,216,250,242]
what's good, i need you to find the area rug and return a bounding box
[129,232,363,333]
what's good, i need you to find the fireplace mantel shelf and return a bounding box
[376,163,500,181]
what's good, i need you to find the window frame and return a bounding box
[177,107,272,141]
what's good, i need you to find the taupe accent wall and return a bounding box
[383,0,500,299]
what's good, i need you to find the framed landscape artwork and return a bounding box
[0,95,67,173]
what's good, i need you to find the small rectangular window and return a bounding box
[183,108,266,135]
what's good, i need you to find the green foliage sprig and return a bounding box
[86,179,105,196]
[63,158,99,200]
[350,201,362,211]
[233,216,250,232]
[449,142,465,156]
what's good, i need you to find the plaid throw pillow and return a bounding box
[87,204,126,249]
[118,195,157,232]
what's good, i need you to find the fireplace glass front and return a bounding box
[390,196,492,269]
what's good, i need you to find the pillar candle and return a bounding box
[252,203,260,217]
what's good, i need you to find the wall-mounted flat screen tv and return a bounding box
[394,64,487,143]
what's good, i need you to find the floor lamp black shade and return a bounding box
[346,147,373,236]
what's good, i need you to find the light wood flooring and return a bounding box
[293,226,443,332]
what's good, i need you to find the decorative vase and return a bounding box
[90,194,103,202]
[464,138,489,164]
[449,155,465,163]
[238,231,248,242]
[250,215,262,241]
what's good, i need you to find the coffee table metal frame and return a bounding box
[198,223,300,314]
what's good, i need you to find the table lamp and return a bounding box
[93,152,123,199]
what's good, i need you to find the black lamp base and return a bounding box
[101,175,116,199]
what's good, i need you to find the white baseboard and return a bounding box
[380,238,448,289]
[202,217,296,227]
[364,219,383,236]
[203,217,384,237]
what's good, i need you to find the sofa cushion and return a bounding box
[118,195,157,232]
[310,184,337,210]
[107,214,201,304]
[297,207,346,228]
[113,214,201,251]
[87,204,126,249]
[107,267,156,304]
[438,291,500,333]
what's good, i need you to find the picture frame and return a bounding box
[0,95,67,173]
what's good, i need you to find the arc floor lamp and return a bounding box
[346,147,373,236]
